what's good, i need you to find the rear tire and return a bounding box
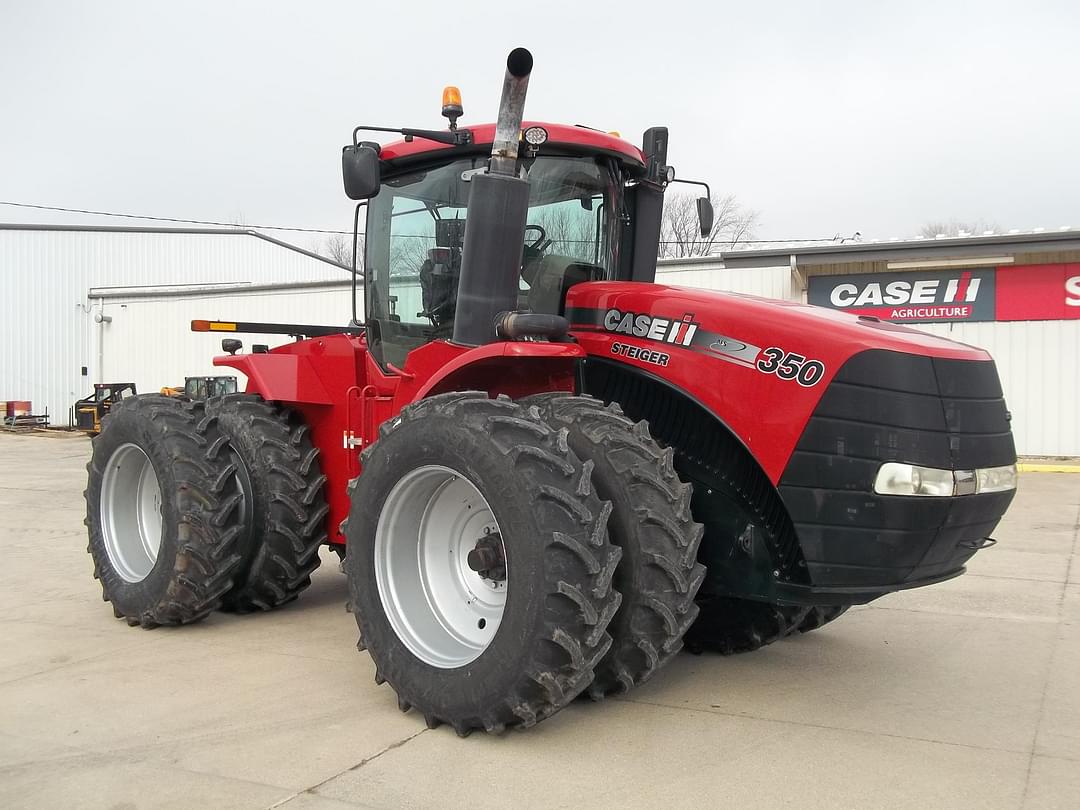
[206,394,328,612]
[684,597,810,655]
[798,605,849,633]
[685,601,850,653]
[343,392,622,735]
[84,394,244,627]
[523,393,704,698]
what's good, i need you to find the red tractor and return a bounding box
[85,49,1017,736]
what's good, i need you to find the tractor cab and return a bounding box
[345,112,712,371]
[363,140,626,368]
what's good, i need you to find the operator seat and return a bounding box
[526,255,601,316]
[418,247,460,334]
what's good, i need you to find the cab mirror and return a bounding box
[342,143,381,200]
[696,197,714,238]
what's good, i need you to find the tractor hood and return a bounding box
[564,281,1005,483]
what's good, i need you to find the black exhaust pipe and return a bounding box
[452,48,534,347]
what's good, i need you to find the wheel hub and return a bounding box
[99,443,164,583]
[374,465,508,669]
[467,534,506,582]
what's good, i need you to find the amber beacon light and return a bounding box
[442,86,463,129]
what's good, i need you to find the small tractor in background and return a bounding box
[74,383,136,435]
[85,49,1017,736]
[160,375,238,400]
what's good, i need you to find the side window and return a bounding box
[365,161,475,370]
[391,202,468,331]
[526,195,606,265]
[365,155,618,366]
[521,188,610,316]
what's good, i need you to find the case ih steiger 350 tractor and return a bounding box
[85,48,1018,736]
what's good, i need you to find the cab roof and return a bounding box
[376,121,647,169]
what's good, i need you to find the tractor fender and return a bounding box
[213,353,333,405]
[409,341,586,402]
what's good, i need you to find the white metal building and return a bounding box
[1,225,353,425]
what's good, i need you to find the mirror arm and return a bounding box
[669,177,711,199]
[352,125,473,147]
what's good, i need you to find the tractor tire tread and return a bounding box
[84,394,245,627]
[523,393,705,699]
[798,605,850,633]
[684,596,812,655]
[345,392,621,735]
[206,393,328,613]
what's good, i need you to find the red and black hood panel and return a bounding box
[565,281,994,483]
[565,281,1016,598]
[779,349,1016,589]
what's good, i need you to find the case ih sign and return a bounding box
[808,263,1080,323]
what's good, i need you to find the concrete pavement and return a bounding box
[0,432,1077,809]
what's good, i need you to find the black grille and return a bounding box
[779,349,1016,588]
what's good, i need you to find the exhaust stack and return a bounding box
[489,48,533,176]
[452,48,534,347]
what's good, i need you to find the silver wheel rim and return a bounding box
[375,465,507,669]
[100,443,164,583]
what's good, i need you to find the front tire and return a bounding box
[85,395,244,627]
[343,392,622,735]
[524,394,705,698]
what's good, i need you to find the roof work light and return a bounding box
[523,126,548,146]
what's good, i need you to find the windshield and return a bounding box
[364,156,620,367]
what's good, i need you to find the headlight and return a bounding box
[875,463,954,496]
[874,462,1017,497]
[976,465,1019,493]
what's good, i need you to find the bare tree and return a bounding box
[918,219,1001,238]
[317,233,363,270]
[390,235,431,278]
[660,192,759,258]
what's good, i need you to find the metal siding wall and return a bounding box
[918,321,1080,457]
[655,261,790,299]
[0,229,348,425]
[98,285,356,395]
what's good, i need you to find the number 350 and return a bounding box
[756,347,826,387]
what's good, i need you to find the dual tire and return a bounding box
[85,393,328,626]
[344,392,705,733]
[345,393,623,735]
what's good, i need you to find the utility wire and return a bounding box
[0,200,351,236]
[0,200,844,247]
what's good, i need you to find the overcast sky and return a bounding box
[2,1,1078,252]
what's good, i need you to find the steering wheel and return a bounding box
[524,224,547,250]
[520,225,551,286]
